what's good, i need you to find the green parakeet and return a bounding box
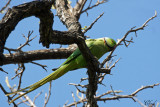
[6,37,116,104]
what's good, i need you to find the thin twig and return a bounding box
[17,31,36,50]
[0,84,18,107]
[4,47,19,52]
[75,86,86,94]
[0,0,11,13]
[131,83,160,96]
[31,61,47,72]
[80,77,88,82]
[110,85,116,96]
[18,92,36,107]
[69,83,88,88]
[44,81,52,107]
[96,90,122,99]
[65,83,159,107]
[19,97,31,106]
[4,31,36,55]
[76,89,85,100]
[101,10,157,67]
[81,0,107,14]
[17,63,25,90]
[5,78,36,106]
[98,58,120,83]
[83,13,104,33]
[71,92,77,107]
[33,91,43,103]
[133,97,147,107]
[0,67,8,74]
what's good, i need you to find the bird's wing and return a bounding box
[60,39,95,66]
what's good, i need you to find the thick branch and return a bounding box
[0,1,83,65]
[0,1,88,54]
[54,0,81,32]
[1,48,75,66]
[55,0,101,106]
[74,0,87,18]
[50,30,82,44]
[0,1,53,53]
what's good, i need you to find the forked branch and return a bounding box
[101,11,157,67]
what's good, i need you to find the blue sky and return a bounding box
[0,0,160,107]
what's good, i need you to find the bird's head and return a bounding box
[104,37,116,50]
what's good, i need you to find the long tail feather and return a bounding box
[6,64,70,104]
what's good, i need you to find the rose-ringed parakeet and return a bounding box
[6,37,116,104]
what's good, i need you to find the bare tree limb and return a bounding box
[0,1,53,53]
[74,0,87,18]
[96,90,122,99]
[55,0,81,31]
[65,10,157,107]
[101,10,157,67]
[1,47,76,66]
[55,0,106,106]
[0,0,158,107]
[65,83,159,107]
[131,83,160,96]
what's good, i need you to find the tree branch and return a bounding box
[1,47,75,66]
[55,0,103,106]
[55,0,81,31]
[0,1,53,53]
[64,83,160,107]
[101,10,157,67]
[74,0,87,18]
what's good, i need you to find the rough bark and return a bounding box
[1,48,75,66]
[0,1,53,53]
[55,0,99,106]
